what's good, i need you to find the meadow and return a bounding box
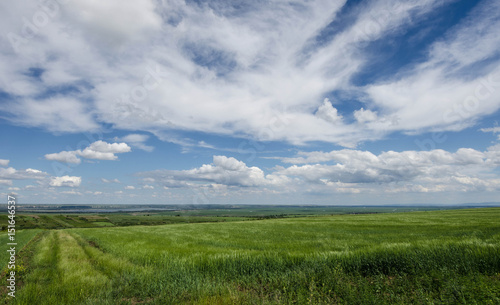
[0,213,250,230]
[1,208,499,304]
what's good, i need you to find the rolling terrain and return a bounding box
[1,208,499,304]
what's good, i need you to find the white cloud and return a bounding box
[274,146,500,194]
[124,185,135,190]
[49,176,82,187]
[315,98,343,125]
[0,97,99,133]
[60,190,83,195]
[94,191,103,195]
[44,151,81,164]
[44,141,131,163]
[480,126,500,133]
[77,150,118,161]
[0,159,9,167]
[63,0,162,47]
[486,144,500,166]
[8,187,20,191]
[101,178,120,183]
[26,168,42,173]
[138,155,270,188]
[2,0,483,148]
[354,108,378,123]
[0,167,47,182]
[76,140,131,160]
[427,0,500,68]
[364,0,500,135]
[86,140,131,153]
[118,134,154,152]
[135,145,500,197]
[78,141,131,160]
[143,185,154,189]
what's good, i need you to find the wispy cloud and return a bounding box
[2,0,497,147]
[101,178,120,183]
[117,134,154,152]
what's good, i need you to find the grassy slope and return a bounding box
[9,208,500,304]
[0,230,43,269]
[0,214,250,230]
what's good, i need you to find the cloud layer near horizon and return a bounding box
[1,0,499,147]
[138,145,500,196]
[0,160,80,189]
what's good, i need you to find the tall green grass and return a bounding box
[0,229,42,269]
[8,208,500,304]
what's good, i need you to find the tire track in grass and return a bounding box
[57,231,109,288]
[13,231,60,304]
[15,231,112,305]
[68,232,158,304]
[0,231,45,305]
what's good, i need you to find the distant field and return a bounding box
[0,205,470,230]
[154,205,450,217]
[2,208,499,304]
[0,214,251,230]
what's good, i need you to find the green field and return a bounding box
[1,208,500,304]
[0,213,252,230]
[0,206,452,230]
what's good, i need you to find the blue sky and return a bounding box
[1,0,500,205]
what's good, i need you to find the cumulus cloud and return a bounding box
[315,99,343,125]
[274,146,500,193]
[0,167,47,181]
[45,151,81,164]
[49,176,82,187]
[138,155,270,188]
[135,145,500,196]
[354,108,378,123]
[0,159,9,167]
[124,185,135,190]
[44,141,131,164]
[86,141,131,153]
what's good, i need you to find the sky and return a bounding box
[1,0,500,205]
